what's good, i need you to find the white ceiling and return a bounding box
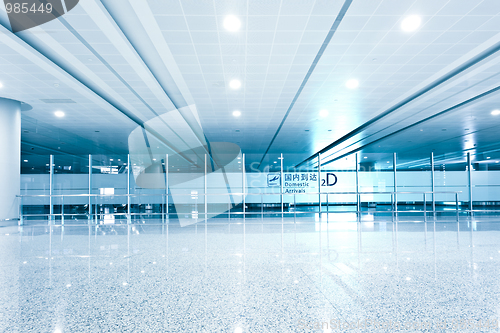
[1,0,500,170]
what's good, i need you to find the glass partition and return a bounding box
[20,153,50,223]
[18,151,495,226]
[358,153,394,213]
[471,153,500,214]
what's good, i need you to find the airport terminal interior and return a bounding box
[1,0,500,332]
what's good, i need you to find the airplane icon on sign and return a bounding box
[267,174,280,187]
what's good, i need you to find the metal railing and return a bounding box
[16,190,470,226]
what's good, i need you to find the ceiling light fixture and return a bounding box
[319,109,329,117]
[346,79,359,89]
[223,15,241,31]
[232,110,241,117]
[491,109,500,116]
[229,79,241,90]
[401,15,421,32]
[54,111,65,117]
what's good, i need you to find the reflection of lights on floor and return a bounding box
[315,212,358,222]
[315,221,357,231]
[103,214,115,225]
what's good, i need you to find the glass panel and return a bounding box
[20,152,50,223]
[358,153,394,212]
[434,154,467,217]
[471,152,500,214]
[396,153,432,213]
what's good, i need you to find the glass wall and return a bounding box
[18,151,500,224]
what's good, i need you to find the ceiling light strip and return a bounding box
[257,0,354,169]
[297,40,500,168]
[319,83,500,167]
[55,16,198,166]
[100,0,214,166]
[317,68,500,167]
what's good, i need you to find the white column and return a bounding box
[0,98,21,220]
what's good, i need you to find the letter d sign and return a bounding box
[326,173,337,186]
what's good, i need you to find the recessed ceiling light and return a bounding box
[232,110,241,117]
[491,109,500,116]
[319,109,329,117]
[487,157,491,159]
[23,160,28,162]
[223,15,241,31]
[364,156,367,159]
[229,79,241,90]
[346,79,359,89]
[401,15,421,32]
[54,111,65,117]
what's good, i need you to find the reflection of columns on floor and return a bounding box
[0,98,21,221]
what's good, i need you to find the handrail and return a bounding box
[16,190,462,198]
[17,190,470,226]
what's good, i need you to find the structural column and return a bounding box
[0,98,21,220]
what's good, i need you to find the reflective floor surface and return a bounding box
[1,216,500,332]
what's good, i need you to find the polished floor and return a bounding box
[1,216,500,332]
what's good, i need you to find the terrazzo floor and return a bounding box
[1,216,500,332]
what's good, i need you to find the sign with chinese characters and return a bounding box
[267,173,338,193]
